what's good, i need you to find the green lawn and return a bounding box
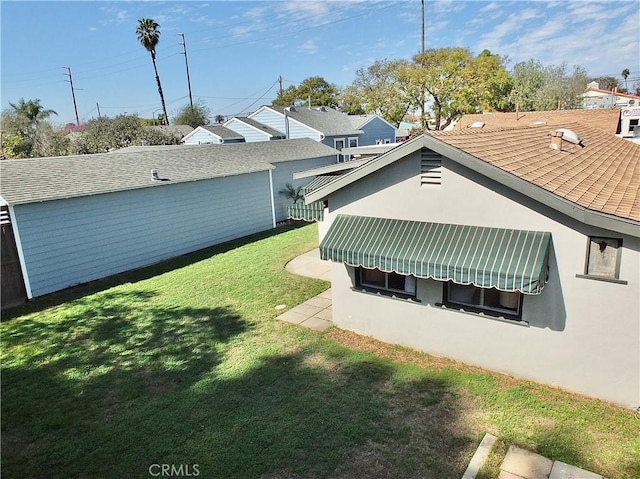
[2,223,638,478]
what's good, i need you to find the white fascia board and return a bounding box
[7,205,33,298]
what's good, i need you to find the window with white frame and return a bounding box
[355,267,416,298]
[334,138,345,150]
[584,237,622,279]
[348,137,358,148]
[443,282,523,320]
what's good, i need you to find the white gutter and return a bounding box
[8,205,33,299]
[268,169,276,228]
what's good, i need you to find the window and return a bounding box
[443,282,522,319]
[334,138,345,151]
[348,137,358,148]
[585,237,622,279]
[356,267,416,299]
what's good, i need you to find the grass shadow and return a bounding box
[2,288,250,477]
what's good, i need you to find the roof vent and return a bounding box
[151,169,160,181]
[555,128,581,145]
[532,121,547,126]
[286,106,296,112]
[468,121,484,128]
[317,106,327,112]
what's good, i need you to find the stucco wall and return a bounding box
[322,150,640,408]
[14,172,274,297]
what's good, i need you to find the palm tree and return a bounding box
[621,68,630,91]
[9,98,57,124]
[136,18,169,125]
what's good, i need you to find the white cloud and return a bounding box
[298,40,318,55]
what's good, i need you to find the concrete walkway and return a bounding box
[498,445,604,479]
[278,248,332,331]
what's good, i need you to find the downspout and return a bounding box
[268,169,276,228]
[8,204,33,299]
[284,109,290,139]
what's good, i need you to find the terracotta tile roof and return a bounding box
[429,123,640,222]
[456,109,621,134]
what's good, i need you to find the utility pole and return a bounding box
[420,0,427,129]
[96,102,101,118]
[421,0,425,54]
[178,33,194,109]
[278,75,284,97]
[63,66,80,126]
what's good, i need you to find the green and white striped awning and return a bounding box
[303,175,340,195]
[320,215,551,294]
[287,202,325,222]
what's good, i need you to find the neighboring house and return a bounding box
[249,105,363,159]
[0,139,338,303]
[224,117,285,142]
[182,125,245,144]
[305,124,640,408]
[347,114,396,146]
[582,81,640,109]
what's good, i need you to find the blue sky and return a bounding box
[2,0,639,126]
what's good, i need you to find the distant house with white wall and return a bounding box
[182,125,245,145]
[304,124,640,409]
[582,81,640,109]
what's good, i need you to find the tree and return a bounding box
[621,68,630,91]
[348,59,412,127]
[1,99,68,158]
[136,18,169,125]
[214,114,225,124]
[9,98,57,125]
[173,101,211,128]
[511,60,589,111]
[399,48,512,130]
[272,76,339,108]
[337,85,365,115]
[70,114,179,154]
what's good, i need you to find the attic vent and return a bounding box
[468,121,485,128]
[0,207,11,225]
[555,128,581,145]
[421,149,442,186]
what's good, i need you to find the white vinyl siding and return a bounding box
[14,172,274,297]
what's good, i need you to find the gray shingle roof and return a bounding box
[200,124,245,140]
[233,117,285,138]
[0,138,339,205]
[271,106,363,137]
[347,114,377,129]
